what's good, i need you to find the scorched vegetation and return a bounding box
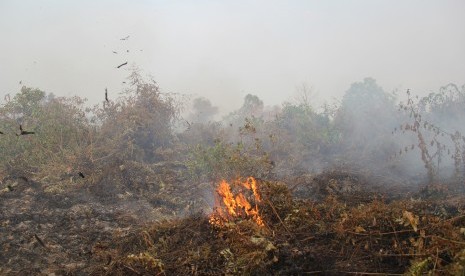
[1,75,465,275]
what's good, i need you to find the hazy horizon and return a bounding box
[1,0,464,113]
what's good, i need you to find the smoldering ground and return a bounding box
[1,72,465,274]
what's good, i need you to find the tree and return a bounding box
[189,97,218,123]
[241,94,264,117]
[224,94,264,126]
[333,77,399,162]
[0,87,91,174]
[95,70,180,163]
[1,86,46,119]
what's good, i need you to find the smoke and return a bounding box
[182,77,465,188]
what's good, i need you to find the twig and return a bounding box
[337,272,403,275]
[92,151,117,163]
[389,220,405,255]
[123,265,142,275]
[376,253,429,257]
[442,214,465,224]
[265,198,292,235]
[433,248,438,274]
[34,233,48,250]
[349,241,362,264]
[288,180,307,192]
[431,235,465,245]
[346,228,416,236]
[299,236,314,242]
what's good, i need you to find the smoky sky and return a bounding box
[0,0,464,113]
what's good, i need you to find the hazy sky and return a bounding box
[1,0,464,113]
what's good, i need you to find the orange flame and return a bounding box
[210,177,264,227]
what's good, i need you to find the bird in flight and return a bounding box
[105,88,109,102]
[17,125,35,136]
[116,62,128,68]
[120,35,130,40]
[185,120,193,131]
[112,51,118,54]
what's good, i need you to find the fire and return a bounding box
[210,177,264,227]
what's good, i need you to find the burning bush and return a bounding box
[3,76,465,275]
[210,177,264,227]
[88,176,465,275]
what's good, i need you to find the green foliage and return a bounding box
[2,86,46,118]
[335,77,397,139]
[243,100,337,173]
[405,258,432,276]
[185,140,273,182]
[189,97,218,123]
[92,71,181,163]
[0,87,91,175]
[241,94,264,114]
[2,75,464,192]
[178,121,223,147]
[0,70,181,180]
[278,102,334,147]
[224,94,264,125]
[332,78,399,166]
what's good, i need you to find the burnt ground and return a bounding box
[0,161,209,275]
[1,178,134,275]
[1,165,465,275]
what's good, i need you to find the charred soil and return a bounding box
[3,167,465,275]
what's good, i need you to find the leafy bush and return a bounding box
[0,87,92,176]
[91,71,182,164]
[0,70,182,182]
[185,139,273,182]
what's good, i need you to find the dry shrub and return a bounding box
[92,70,181,164]
[89,177,465,275]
